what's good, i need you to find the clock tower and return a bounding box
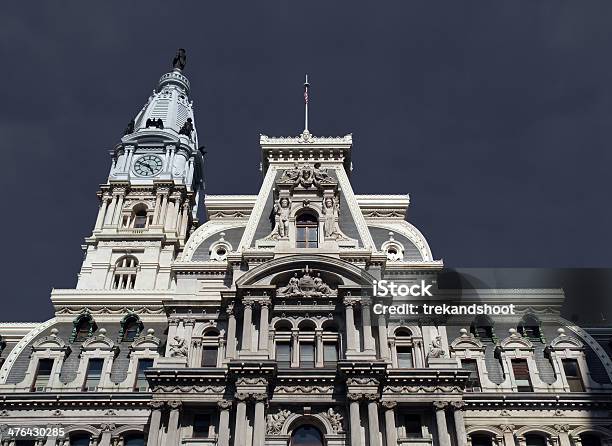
[76,49,204,291]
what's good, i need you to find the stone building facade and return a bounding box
[1,54,612,446]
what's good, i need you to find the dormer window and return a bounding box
[120,314,143,342]
[296,212,318,248]
[72,314,96,342]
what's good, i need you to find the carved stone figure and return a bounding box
[179,118,194,137]
[273,197,291,238]
[313,162,332,182]
[428,335,446,359]
[277,266,336,297]
[277,273,300,295]
[314,273,333,294]
[323,408,344,433]
[173,48,187,70]
[266,409,292,435]
[123,118,134,136]
[322,196,340,238]
[169,336,188,357]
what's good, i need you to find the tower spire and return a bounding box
[304,74,309,133]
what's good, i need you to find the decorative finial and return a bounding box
[173,48,187,71]
[304,74,310,133]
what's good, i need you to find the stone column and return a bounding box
[226,303,237,359]
[241,301,253,352]
[292,331,300,367]
[112,193,125,226]
[159,192,169,226]
[361,298,376,353]
[152,193,162,224]
[166,401,182,446]
[253,394,267,446]
[104,194,117,225]
[516,437,526,446]
[452,402,467,446]
[377,314,390,361]
[315,331,324,367]
[389,339,398,368]
[556,427,572,446]
[367,395,380,446]
[569,436,583,446]
[146,402,164,446]
[434,401,451,446]
[217,400,232,446]
[94,195,110,230]
[348,394,362,446]
[382,401,397,446]
[413,340,424,367]
[98,424,113,446]
[344,299,357,353]
[234,395,248,446]
[258,301,270,352]
[179,203,189,238]
[500,425,517,446]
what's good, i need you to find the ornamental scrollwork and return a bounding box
[276,265,337,298]
[266,409,292,435]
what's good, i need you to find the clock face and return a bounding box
[134,155,163,176]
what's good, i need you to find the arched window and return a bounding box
[71,314,96,342]
[113,255,139,290]
[291,425,324,446]
[296,212,318,248]
[120,314,143,342]
[581,434,602,446]
[123,433,145,446]
[70,432,92,446]
[524,434,546,446]
[394,328,414,368]
[133,207,148,228]
[201,329,220,367]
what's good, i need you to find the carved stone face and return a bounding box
[280,198,289,208]
[325,198,333,207]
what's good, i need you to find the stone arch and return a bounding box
[466,425,504,437]
[367,221,435,261]
[112,425,146,436]
[235,254,375,288]
[273,318,296,331]
[63,425,101,436]
[298,319,317,331]
[193,321,221,338]
[570,425,612,439]
[515,425,558,438]
[282,413,335,437]
[389,324,421,338]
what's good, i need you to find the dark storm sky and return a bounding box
[2,2,612,321]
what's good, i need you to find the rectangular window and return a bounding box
[512,359,533,392]
[33,358,54,392]
[135,358,153,391]
[193,413,212,438]
[201,347,218,367]
[84,358,104,391]
[402,414,422,438]
[562,359,585,392]
[462,359,481,392]
[296,227,318,248]
[323,343,338,365]
[300,343,315,368]
[276,343,291,368]
[133,215,147,228]
[397,346,413,368]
